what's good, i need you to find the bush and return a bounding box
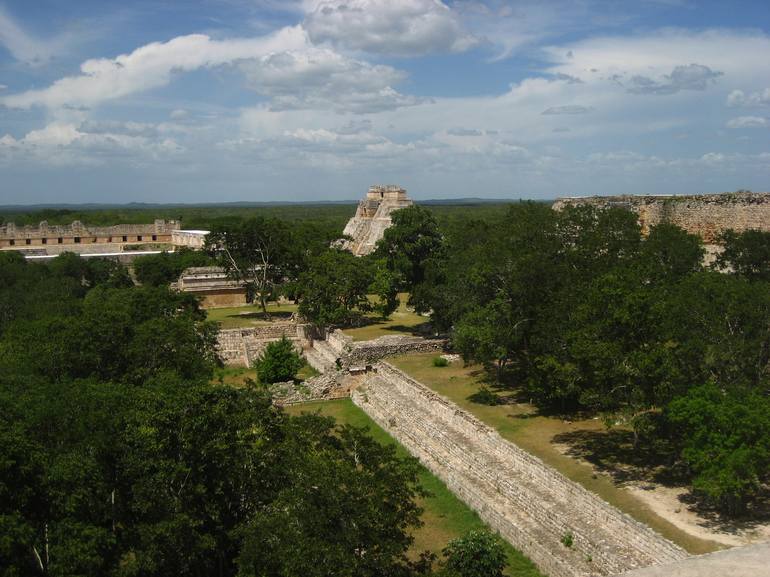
[561,532,574,548]
[468,387,500,406]
[442,529,507,577]
[432,356,449,367]
[254,336,303,384]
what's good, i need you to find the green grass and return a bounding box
[342,294,430,341]
[389,353,724,556]
[284,398,543,576]
[206,302,299,329]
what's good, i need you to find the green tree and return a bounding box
[133,248,214,286]
[297,249,373,326]
[254,336,304,384]
[375,205,444,309]
[716,229,770,280]
[442,530,507,577]
[666,383,770,515]
[207,217,297,319]
[237,417,425,577]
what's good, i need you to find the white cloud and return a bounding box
[726,116,768,128]
[1,27,308,109]
[170,108,189,119]
[0,122,184,166]
[303,0,476,56]
[727,88,770,108]
[626,63,722,95]
[240,46,425,112]
[0,6,57,64]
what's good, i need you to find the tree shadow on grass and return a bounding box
[551,429,679,486]
[227,311,294,322]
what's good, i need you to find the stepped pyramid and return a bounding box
[341,185,413,256]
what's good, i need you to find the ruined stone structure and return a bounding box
[552,191,770,244]
[341,185,413,256]
[173,266,248,309]
[0,219,179,254]
[215,322,311,365]
[353,362,688,577]
[171,229,210,249]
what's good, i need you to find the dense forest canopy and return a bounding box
[3,198,770,576]
[377,203,770,516]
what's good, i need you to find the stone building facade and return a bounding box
[172,266,247,308]
[341,185,413,256]
[552,191,770,244]
[0,219,179,254]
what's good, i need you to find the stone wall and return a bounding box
[216,323,309,366]
[352,362,688,577]
[552,191,770,243]
[321,330,447,368]
[270,370,359,406]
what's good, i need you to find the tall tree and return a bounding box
[207,217,296,319]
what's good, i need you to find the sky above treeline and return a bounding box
[0,0,769,204]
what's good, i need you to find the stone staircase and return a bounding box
[353,363,688,577]
[303,339,340,373]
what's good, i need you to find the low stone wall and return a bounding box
[322,329,447,368]
[216,323,310,366]
[352,362,688,577]
[270,370,352,405]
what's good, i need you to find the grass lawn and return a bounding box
[206,301,298,329]
[342,293,431,341]
[284,398,543,577]
[389,352,723,556]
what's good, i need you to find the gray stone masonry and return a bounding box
[352,362,688,577]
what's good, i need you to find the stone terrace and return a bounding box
[353,362,688,577]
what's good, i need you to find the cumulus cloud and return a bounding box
[541,105,594,115]
[240,47,425,113]
[0,122,183,165]
[1,27,308,109]
[626,64,722,95]
[303,0,476,56]
[726,116,768,128]
[727,88,770,108]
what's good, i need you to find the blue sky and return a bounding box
[0,0,768,204]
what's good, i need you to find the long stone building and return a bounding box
[0,219,179,254]
[552,191,770,243]
[341,185,413,256]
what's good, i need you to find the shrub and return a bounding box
[442,529,507,577]
[432,356,449,367]
[468,386,499,406]
[254,336,303,384]
[561,532,574,548]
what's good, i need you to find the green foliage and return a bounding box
[133,247,215,286]
[442,530,507,577]
[716,229,770,280]
[416,201,770,514]
[432,356,449,367]
[297,249,374,326]
[560,533,574,548]
[254,336,304,384]
[666,383,770,516]
[375,205,444,310]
